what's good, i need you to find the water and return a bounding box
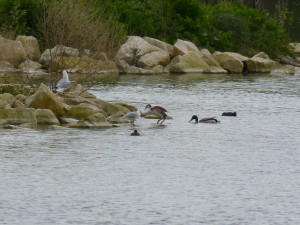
[1,72,300,225]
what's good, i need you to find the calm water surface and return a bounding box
[1,72,300,225]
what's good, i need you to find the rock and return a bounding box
[246,57,279,73]
[0,108,37,127]
[26,83,70,117]
[212,51,248,73]
[66,103,102,119]
[91,52,107,61]
[123,65,157,75]
[0,36,27,66]
[165,51,209,73]
[253,52,270,59]
[18,59,42,73]
[106,111,129,123]
[39,45,79,66]
[143,36,174,57]
[51,56,118,74]
[35,109,60,125]
[203,66,228,74]
[0,93,15,107]
[0,61,15,73]
[92,99,130,116]
[0,84,35,96]
[173,39,200,57]
[85,112,107,123]
[200,48,212,56]
[270,65,295,75]
[12,100,25,108]
[16,35,41,61]
[200,54,220,67]
[15,94,27,104]
[115,36,170,72]
[291,42,300,56]
[63,84,97,99]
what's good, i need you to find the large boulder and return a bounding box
[0,37,27,66]
[36,109,60,125]
[63,84,96,99]
[143,36,174,57]
[65,103,102,119]
[115,36,170,72]
[0,108,37,127]
[40,45,79,66]
[173,39,199,56]
[18,59,42,73]
[246,57,279,73]
[16,35,41,61]
[92,99,130,116]
[165,51,209,73]
[0,93,15,109]
[212,52,248,73]
[26,83,70,117]
[0,61,15,73]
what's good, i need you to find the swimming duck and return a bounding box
[130,130,140,136]
[189,115,220,123]
[222,112,237,116]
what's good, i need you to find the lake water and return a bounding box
[1,71,300,225]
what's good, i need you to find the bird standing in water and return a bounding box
[123,111,141,128]
[143,105,168,124]
[189,115,220,123]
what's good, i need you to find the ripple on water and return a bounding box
[1,74,300,225]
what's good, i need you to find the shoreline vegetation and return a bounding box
[0,0,300,129]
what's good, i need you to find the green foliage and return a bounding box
[0,0,292,58]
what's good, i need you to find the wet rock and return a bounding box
[246,56,279,73]
[212,51,248,73]
[66,103,101,119]
[0,108,37,127]
[270,65,295,75]
[166,51,209,73]
[63,84,96,99]
[26,83,70,117]
[36,109,60,125]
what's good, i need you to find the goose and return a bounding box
[123,111,141,128]
[145,104,167,113]
[222,111,237,116]
[55,70,72,90]
[189,115,220,124]
[143,107,168,124]
[130,130,140,136]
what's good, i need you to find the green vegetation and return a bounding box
[0,0,292,58]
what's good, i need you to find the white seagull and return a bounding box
[123,111,141,129]
[55,70,72,91]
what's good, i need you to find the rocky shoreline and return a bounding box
[0,35,300,129]
[1,35,300,76]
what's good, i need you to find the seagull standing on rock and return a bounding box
[55,70,72,91]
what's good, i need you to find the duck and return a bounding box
[143,107,168,124]
[222,112,237,116]
[123,111,141,128]
[189,115,220,123]
[130,130,140,136]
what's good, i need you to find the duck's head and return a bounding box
[189,115,198,123]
